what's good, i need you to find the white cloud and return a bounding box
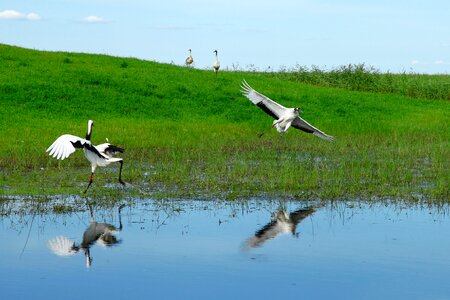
[434,60,445,65]
[26,13,41,21]
[0,10,41,21]
[411,60,420,65]
[82,15,109,23]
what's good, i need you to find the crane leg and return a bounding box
[118,160,125,185]
[277,133,284,158]
[88,204,93,219]
[118,204,125,231]
[84,172,94,193]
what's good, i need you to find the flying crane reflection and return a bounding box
[243,206,317,251]
[47,204,124,268]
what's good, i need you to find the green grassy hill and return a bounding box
[0,44,448,201]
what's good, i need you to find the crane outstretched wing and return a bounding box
[47,236,79,256]
[241,80,288,119]
[46,134,87,160]
[289,207,316,227]
[291,117,335,141]
[244,219,291,250]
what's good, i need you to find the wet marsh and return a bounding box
[1,45,448,200]
[1,40,449,300]
[1,197,450,299]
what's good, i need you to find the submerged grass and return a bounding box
[0,44,449,201]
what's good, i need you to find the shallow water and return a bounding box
[1,198,450,300]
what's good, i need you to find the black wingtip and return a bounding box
[105,144,125,154]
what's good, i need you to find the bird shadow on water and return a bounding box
[241,204,320,252]
[47,202,124,268]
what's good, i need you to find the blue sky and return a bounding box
[1,0,449,74]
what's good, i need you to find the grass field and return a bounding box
[0,44,448,201]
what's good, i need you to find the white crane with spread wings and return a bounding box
[46,120,125,193]
[241,80,334,141]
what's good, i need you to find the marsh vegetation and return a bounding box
[0,44,448,201]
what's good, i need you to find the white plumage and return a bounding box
[241,80,335,141]
[185,48,193,66]
[213,50,220,78]
[47,134,86,160]
[47,236,78,256]
[46,120,125,193]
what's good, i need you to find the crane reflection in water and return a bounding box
[47,204,124,268]
[243,206,317,251]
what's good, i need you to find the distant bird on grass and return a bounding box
[241,80,334,141]
[213,50,220,78]
[46,120,125,193]
[185,48,193,66]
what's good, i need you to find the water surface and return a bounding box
[1,198,450,299]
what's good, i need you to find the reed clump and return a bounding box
[273,63,450,101]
